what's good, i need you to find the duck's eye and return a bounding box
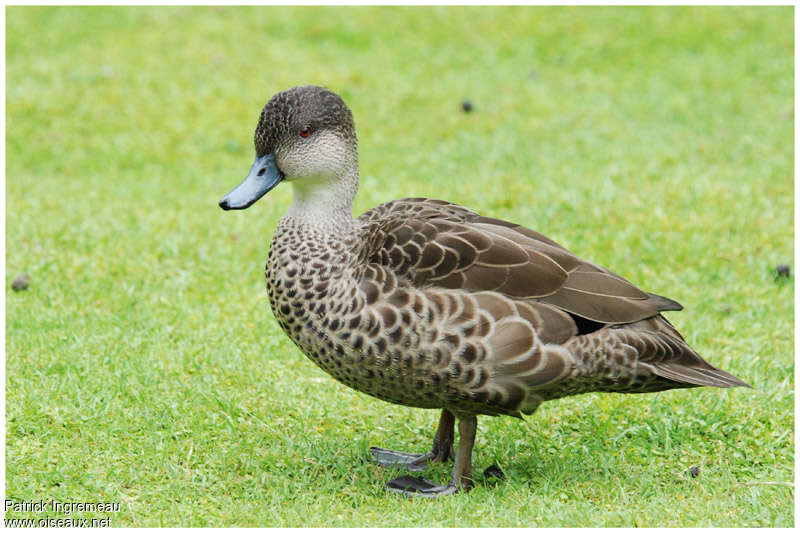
[299,127,312,138]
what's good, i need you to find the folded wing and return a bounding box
[360,198,681,327]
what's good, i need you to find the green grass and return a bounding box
[6,6,793,527]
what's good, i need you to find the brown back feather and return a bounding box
[360,197,679,328]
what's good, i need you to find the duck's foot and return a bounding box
[369,409,455,472]
[384,475,462,497]
[383,415,478,498]
[370,447,432,471]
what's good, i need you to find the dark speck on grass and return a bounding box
[774,264,790,278]
[689,465,700,478]
[12,273,29,291]
[461,99,473,113]
[483,464,505,481]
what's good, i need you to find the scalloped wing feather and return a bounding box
[359,197,677,327]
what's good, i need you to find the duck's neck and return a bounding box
[284,169,358,234]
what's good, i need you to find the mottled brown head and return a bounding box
[255,85,357,157]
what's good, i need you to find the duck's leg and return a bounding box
[384,415,477,497]
[370,409,455,471]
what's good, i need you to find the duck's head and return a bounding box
[219,85,357,210]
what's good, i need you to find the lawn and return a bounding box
[5,6,793,527]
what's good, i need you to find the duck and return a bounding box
[219,85,749,497]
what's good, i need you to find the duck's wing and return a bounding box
[358,197,681,326]
[358,198,749,395]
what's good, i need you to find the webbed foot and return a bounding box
[382,415,478,498]
[384,475,462,497]
[369,409,455,471]
[370,447,431,471]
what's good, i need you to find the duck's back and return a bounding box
[356,196,683,326]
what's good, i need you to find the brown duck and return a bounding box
[219,85,749,497]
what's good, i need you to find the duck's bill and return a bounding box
[219,152,284,210]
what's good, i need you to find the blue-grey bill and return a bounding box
[219,152,283,210]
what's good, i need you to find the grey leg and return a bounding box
[370,409,455,471]
[384,415,477,497]
[449,415,476,490]
[430,409,456,462]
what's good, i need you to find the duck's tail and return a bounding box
[614,316,751,389]
[648,358,751,389]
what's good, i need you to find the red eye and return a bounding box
[299,127,312,138]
